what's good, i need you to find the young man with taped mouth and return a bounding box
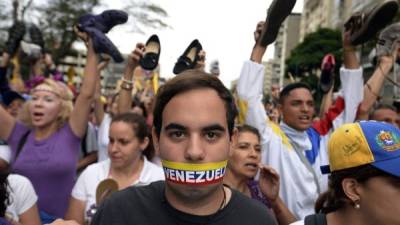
[90,70,278,225]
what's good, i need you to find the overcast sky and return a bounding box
[101,0,304,86]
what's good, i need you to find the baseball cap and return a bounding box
[321,121,400,177]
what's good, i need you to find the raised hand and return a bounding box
[254,21,264,43]
[126,43,145,73]
[194,50,206,71]
[258,164,280,203]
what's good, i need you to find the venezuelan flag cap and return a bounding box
[321,121,400,177]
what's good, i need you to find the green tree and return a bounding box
[286,28,342,80]
[0,0,168,64]
[35,0,101,63]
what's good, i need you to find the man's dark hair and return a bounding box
[153,69,237,138]
[369,104,397,119]
[279,82,312,104]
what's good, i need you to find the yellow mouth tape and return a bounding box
[161,160,228,185]
[161,160,227,171]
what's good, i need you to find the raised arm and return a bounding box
[92,57,110,125]
[250,22,267,64]
[69,33,98,138]
[356,24,399,120]
[342,30,360,69]
[93,72,105,125]
[118,43,144,114]
[357,53,396,120]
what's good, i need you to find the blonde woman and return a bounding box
[0,36,99,223]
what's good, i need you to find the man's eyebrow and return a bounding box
[164,123,187,131]
[202,124,226,132]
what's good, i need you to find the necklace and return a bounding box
[218,185,227,211]
[164,185,228,225]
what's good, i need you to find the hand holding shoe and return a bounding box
[126,43,145,73]
[253,21,264,43]
[97,55,111,71]
[194,50,206,71]
[74,25,89,46]
[139,35,160,70]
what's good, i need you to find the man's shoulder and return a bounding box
[110,180,165,204]
[91,181,166,225]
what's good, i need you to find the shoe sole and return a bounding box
[351,0,399,45]
[259,0,297,46]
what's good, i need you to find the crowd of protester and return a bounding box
[0,0,400,225]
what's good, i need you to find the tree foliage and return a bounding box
[0,0,169,64]
[35,0,100,63]
[286,28,342,80]
[124,1,169,33]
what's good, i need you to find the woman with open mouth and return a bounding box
[0,34,99,223]
[224,124,297,225]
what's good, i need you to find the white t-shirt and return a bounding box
[71,157,165,221]
[290,220,304,225]
[79,123,99,159]
[6,174,38,222]
[0,145,11,163]
[97,113,111,162]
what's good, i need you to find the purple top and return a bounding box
[0,218,12,225]
[247,180,272,208]
[8,122,80,218]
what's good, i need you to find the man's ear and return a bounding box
[277,102,283,115]
[229,127,239,156]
